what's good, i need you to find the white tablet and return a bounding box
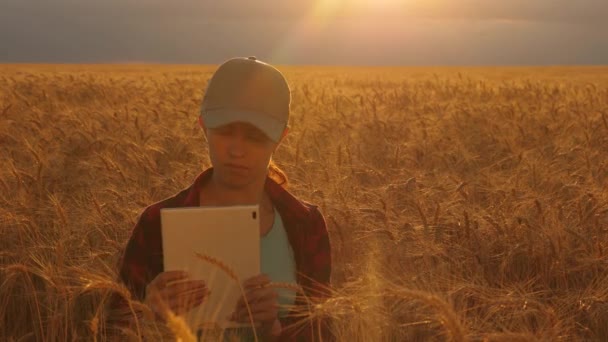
[160,205,260,332]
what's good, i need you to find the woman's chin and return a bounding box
[218,171,254,188]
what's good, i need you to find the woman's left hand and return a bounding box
[230,274,281,338]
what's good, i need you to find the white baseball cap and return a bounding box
[200,56,290,142]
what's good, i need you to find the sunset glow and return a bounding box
[312,0,414,18]
[1,1,606,65]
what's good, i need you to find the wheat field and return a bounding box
[1,64,607,341]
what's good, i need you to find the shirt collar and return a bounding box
[183,167,312,221]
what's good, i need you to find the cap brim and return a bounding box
[201,109,286,142]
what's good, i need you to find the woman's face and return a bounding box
[203,121,284,189]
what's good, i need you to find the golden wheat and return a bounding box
[0,65,607,341]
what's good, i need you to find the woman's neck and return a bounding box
[199,173,270,208]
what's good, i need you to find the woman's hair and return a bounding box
[269,159,288,188]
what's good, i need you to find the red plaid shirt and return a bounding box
[115,167,333,341]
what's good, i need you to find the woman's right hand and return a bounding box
[144,270,209,319]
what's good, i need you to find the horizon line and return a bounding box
[1,62,607,68]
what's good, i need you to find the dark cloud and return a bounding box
[0,0,606,64]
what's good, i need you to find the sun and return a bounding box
[269,0,419,61]
[313,0,408,18]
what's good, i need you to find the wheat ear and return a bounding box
[166,310,197,342]
[194,252,259,342]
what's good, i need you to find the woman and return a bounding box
[116,56,333,341]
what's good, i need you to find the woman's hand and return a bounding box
[230,274,282,338]
[144,270,209,320]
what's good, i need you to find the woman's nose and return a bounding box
[227,135,246,157]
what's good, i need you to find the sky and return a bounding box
[1,0,607,65]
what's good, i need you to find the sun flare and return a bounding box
[313,0,411,18]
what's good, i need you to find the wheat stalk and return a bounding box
[194,252,259,342]
[384,287,465,342]
[48,193,68,227]
[166,310,197,342]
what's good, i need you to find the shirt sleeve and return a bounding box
[309,207,334,341]
[279,206,334,341]
[106,207,159,325]
[118,207,157,302]
[310,207,332,293]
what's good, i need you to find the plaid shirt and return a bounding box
[115,167,333,341]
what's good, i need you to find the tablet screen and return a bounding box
[160,205,260,332]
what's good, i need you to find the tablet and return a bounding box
[160,205,260,332]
